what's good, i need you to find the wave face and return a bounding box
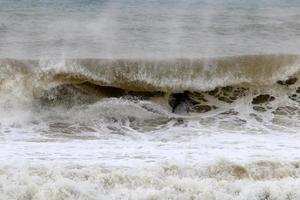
[1,54,300,91]
[1,54,300,108]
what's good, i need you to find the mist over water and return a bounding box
[1,0,300,199]
[1,0,300,58]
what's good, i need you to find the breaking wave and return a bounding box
[2,54,299,91]
[0,54,300,135]
[1,54,300,106]
[1,55,300,200]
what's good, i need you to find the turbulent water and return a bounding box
[1,1,300,200]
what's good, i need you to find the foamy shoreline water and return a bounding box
[2,160,300,200]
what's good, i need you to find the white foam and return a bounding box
[1,160,300,200]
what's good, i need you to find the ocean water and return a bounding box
[1,0,300,199]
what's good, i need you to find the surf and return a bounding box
[0,54,299,112]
